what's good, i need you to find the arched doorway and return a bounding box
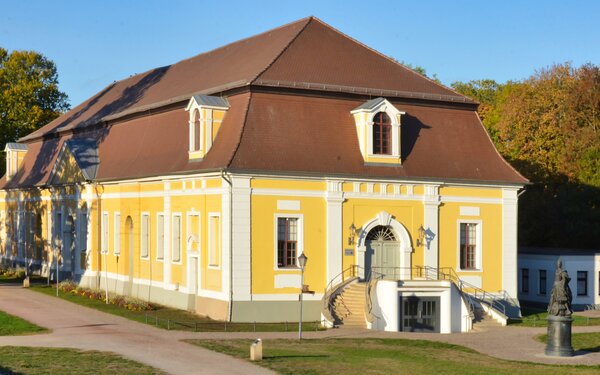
[365,225,400,280]
[125,216,134,296]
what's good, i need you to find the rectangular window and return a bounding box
[460,223,477,270]
[208,214,220,267]
[521,268,529,293]
[141,214,150,258]
[172,215,181,263]
[538,269,547,295]
[157,214,164,260]
[577,271,588,296]
[277,217,298,268]
[101,212,109,254]
[188,214,200,253]
[79,210,88,252]
[114,213,120,255]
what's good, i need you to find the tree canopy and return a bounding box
[452,63,600,249]
[0,48,69,175]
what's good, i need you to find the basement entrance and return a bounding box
[400,296,440,333]
[365,225,400,280]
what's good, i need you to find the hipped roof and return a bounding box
[2,17,527,189]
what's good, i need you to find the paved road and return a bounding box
[1,284,599,373]
[0,285,272,375]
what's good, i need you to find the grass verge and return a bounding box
[189,338,600,375]
[0,346,163,374]
[0,310,46,336]
[30,285,323,332]
[509,307,600,327]
[538,332,600,353]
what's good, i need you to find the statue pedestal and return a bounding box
[545,315,574,357]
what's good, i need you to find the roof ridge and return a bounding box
[250,17,314,83]
[307,17,467,99]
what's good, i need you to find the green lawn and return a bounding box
[538,332,600,353]
[509,307,600,327]
[30,285,322,332]
[190,338,600,375]
[0,310,46,336]
[0,346,163,374]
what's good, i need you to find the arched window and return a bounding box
[372,112,391,155]
[192,109,201,151]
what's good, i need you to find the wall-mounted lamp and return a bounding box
[416,225,425,247]
[348,223,357,245]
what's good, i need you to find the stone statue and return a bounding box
[547,260,573,317]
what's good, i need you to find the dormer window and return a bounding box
[4,143,28,179]
[351,98,405,165]
[372,112,391,155]
[185,95,229,160]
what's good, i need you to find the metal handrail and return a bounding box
[437,267,507,316]
[321,265,359,324]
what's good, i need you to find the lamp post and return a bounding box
[298,253,308,340]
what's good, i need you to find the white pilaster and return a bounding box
[230,176,252,301]
[502,188,519,297]
[221,177,232,300]
[163,181,171,287]
[326,181,344,284]
[423,185,440,270]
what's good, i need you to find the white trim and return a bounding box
[456,219,483,272]
[140,212,150,259]
[273,213,304,271]
[171,212,183,264]
[207,212,221,269]
[113,212,121,256]
[156,212,165,261]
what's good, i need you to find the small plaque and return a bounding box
[344,248,354,256]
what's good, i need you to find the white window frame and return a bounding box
[54,210,63,253]
[207,212,221,269]
[114,212,121,256]
[101,211,109,254]
[171,213,182,264]
[156,212,165,261]
[456,219,482,272]
[186,211,201,255]
[273,213,304,271]
[140,212,150,259]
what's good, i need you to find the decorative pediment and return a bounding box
[350,98,405,165]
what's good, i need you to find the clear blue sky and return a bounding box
[2,0,599,107]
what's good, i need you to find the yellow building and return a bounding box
[0,18,526,332]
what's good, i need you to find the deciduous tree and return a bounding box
[0,48,69,175]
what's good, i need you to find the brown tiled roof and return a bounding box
[230,93,527,184]
[2,17,526,188]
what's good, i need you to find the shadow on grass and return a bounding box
[0,365,19,374]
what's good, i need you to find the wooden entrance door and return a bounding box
[365,225,400,280]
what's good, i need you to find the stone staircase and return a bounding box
[472,307,504,331]
[332,282,367,327]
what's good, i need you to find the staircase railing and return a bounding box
[321,265,360,325]
[437,267,507,317]
[364,268,385,323]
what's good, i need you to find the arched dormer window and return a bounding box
[192,109,201,152]
[351,98,405,165]
[185,95,229,160]
[372,112,391,155]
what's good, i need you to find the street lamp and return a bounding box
[298,253,308,340]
